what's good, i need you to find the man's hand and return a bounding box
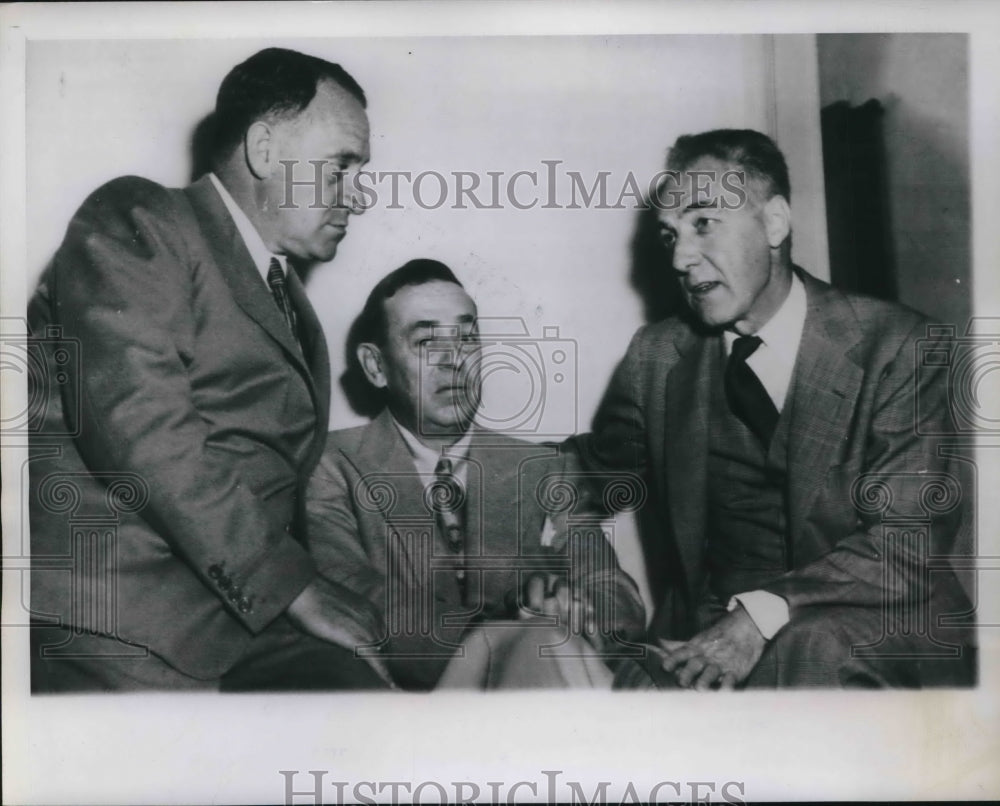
[660,605,767,690]
[518,573,600,646]
[286,577,385,651]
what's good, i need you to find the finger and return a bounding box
[694,663,722,691]
[657,639,686,653]
[661,644,695,671]
[717,672,738,691]
[553,585,571,621]
[675,657,706,688]
[541,594,560,616]
[524,574,546,611]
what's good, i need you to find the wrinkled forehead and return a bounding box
[654,156,756,222]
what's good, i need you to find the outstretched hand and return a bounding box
[659,605,766,690]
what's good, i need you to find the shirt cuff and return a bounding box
[727,590,789,640]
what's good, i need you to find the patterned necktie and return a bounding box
[266,257,297,335]
[432,457,468,604]
[724,335,779,446]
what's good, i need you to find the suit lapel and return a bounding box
[466,431,526,557]
[285,266,331,474]
[184,176,312,378]
[785,271,865,545]
[344,411,429,582]
[663,328,718,589]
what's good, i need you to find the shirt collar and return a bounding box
[723,271,806,364]
[209,172,285,282]
[393,417,474,475]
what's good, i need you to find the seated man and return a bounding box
[305,259,646,689]
[573,129,976,689]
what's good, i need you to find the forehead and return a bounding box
[384,281,476,332]
[656,156,752,223]
[288,81,370,158]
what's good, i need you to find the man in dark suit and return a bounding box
[575,129,975,688]
[28,48,390,690]
[305,259,646,689]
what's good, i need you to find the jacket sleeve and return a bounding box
[545,448,648,644]
[762,320,970,614]
[571,327,651,482]
[51,178,316,632]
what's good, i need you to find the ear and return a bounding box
[244,120,275,180]
[356,342,388,389]
[762,195,791,249]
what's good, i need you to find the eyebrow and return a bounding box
[683,200,720,212]
[324,149,369,164]
[408,315,476,333]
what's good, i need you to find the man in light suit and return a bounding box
[575,129,975,688]
[28,48,389,690]
[305,259,646,690]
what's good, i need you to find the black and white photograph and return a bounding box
[2,1,999,803]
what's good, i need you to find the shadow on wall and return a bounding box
[628,203,686,326]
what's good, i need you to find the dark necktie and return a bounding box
[431,457,468,604]
[724,335,779,446]
[266,257,297,335]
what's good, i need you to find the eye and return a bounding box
[694,217,718,234]
[659,228,677,248]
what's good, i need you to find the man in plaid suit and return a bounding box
[574,129,975,688]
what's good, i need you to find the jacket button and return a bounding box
[284,523,293,535]
[208,564,222,579]
[239,598,252,614]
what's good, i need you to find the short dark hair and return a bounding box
[666,129,790,203]
[356,259,465,346]
[212,47,366,164]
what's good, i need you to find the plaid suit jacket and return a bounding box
[577,269,974,643]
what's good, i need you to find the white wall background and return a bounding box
[26,34,828,611]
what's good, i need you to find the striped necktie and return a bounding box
[266,257,297,335]
[432,457,468,603]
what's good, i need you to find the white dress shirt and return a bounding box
[394,419,558,547]
[209,173,287,283]
[394,418,474,490]
[720,272,807,639]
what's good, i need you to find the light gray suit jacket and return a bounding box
[305,409,646,688]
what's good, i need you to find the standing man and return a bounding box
[28,48,388,690]
[305,260,647,690]
[575,129,975,689]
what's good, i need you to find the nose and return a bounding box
[671,230,700,274]
[339,171,368,216]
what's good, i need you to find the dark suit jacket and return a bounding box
[28,174,330,678]
[305,409,646,689]
[576,270,973,645]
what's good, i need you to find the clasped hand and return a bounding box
[659,605,766,690]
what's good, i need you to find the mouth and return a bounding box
[686,280,721,296]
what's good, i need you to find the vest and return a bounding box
[705,344,794,604]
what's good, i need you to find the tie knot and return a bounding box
[266,257,284,287]
[730,334,763,364]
